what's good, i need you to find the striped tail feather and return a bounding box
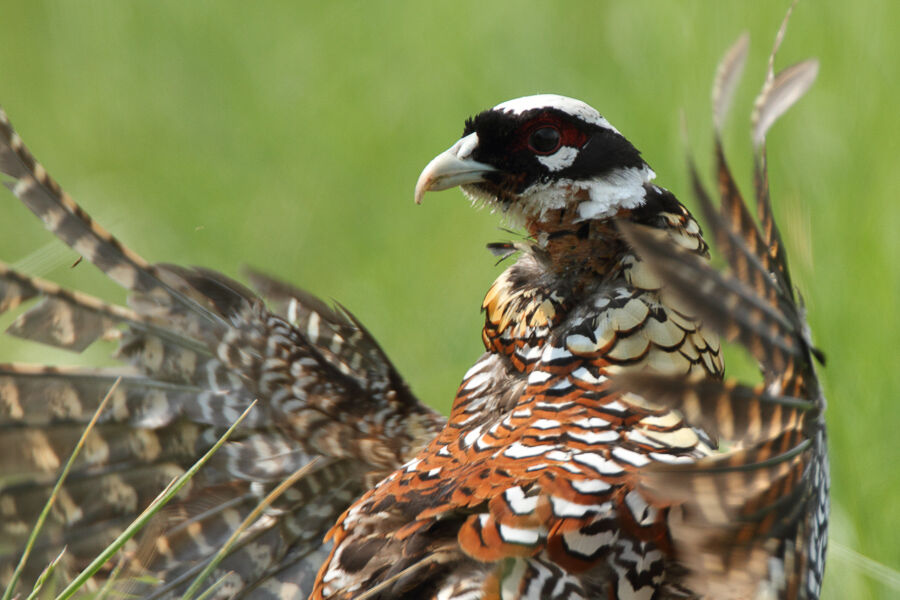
[1,262,135,352]
[618,14,828,600]
[612,373,816,449]
[0,264,263,433]
[0,103,444,596]
[709,32,795,307]
[0,108,228,341]
[0,263,215,382]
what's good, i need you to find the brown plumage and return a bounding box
[314,22,826,600]
[0,103,443,596]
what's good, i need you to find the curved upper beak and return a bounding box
[414,133,497,204]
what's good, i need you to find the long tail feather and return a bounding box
[0,105,445,597]
[619,11,828,599]
[614,373,814,447]
[712,33,750,132]
[0,263,209,356]
[0,108,228,335]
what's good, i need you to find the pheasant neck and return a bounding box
[524,207,629,283]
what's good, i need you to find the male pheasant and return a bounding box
[313,32,827,600]
[0,26,827,600]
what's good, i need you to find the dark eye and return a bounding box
[528,126,561,154]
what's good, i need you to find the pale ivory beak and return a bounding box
[414,133,497,204]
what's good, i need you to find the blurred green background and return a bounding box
[0,1,896,597]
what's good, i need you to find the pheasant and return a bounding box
[313,27,827,600]
[0,21,827,600]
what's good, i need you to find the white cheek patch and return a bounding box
[516,182,571,220]
[507,164,655,223]
[536,146,579,172]
[575,165,656,221]
[462,164,656,226]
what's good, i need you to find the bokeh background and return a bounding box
[0,1,896,597]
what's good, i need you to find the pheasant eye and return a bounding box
[528,126,561,154]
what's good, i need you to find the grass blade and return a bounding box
[192,573,229,600]
[24,547,67,600]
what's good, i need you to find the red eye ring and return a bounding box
[528,126,562,155]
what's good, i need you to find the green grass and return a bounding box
[0,1,896,597]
